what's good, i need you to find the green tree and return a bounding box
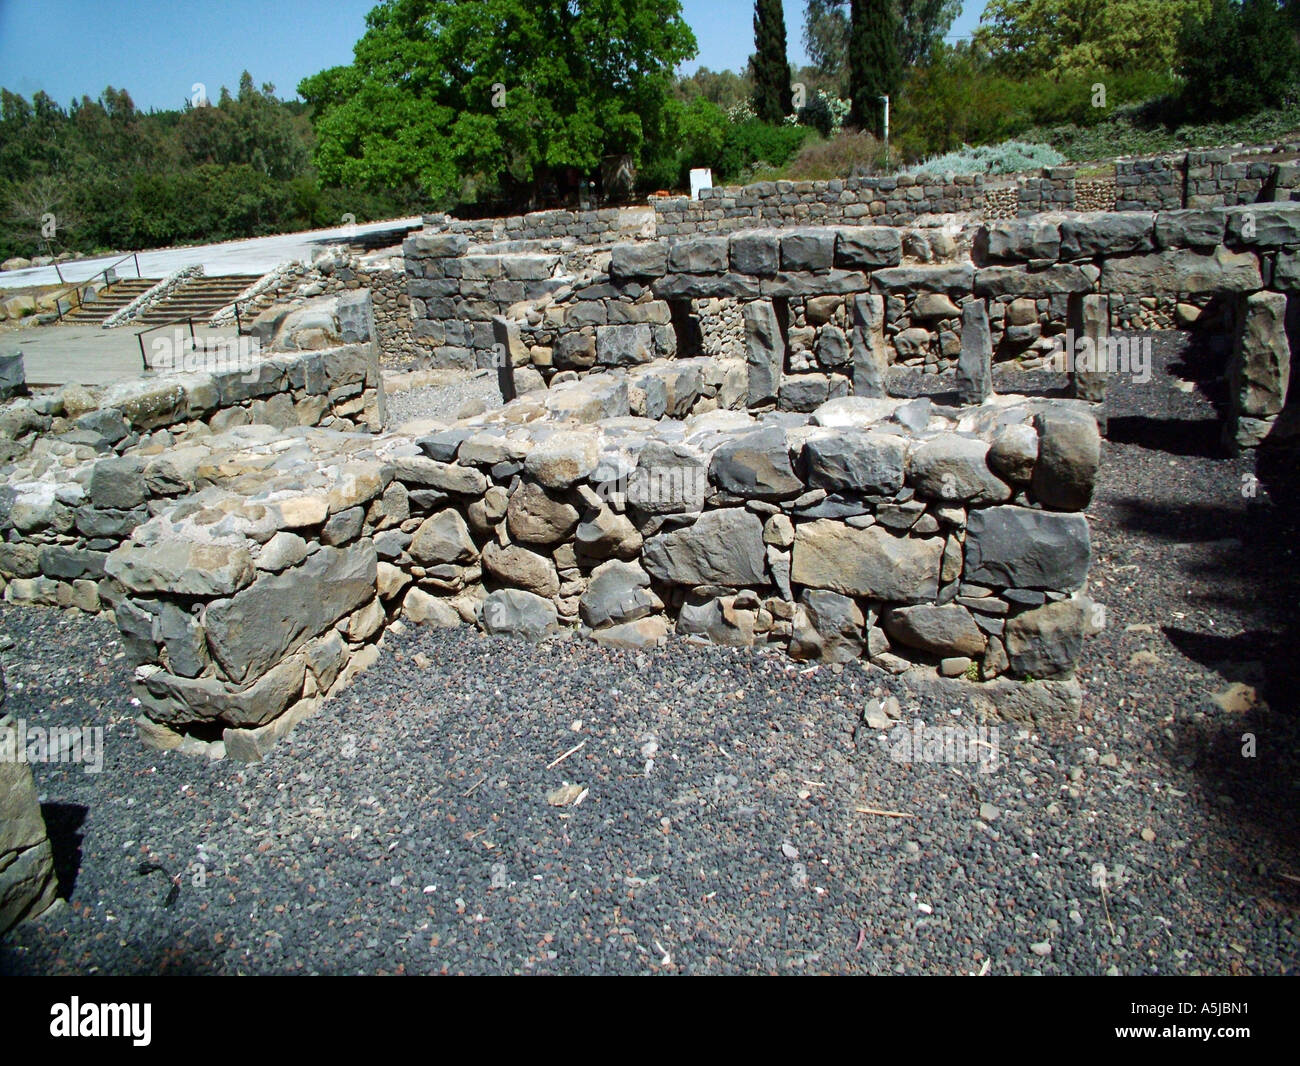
[848,0,901,134]
[806,1,958,86]
[896,0,961,66]
[300,0,697,207]
[805,0,851,80]
[751,0,794,123]
[977,0,1210,76]
[1178,0,1300,118]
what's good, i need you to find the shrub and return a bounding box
[906,140,1065,177]
[716,120,813,181]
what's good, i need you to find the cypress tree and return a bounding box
[751,0,793,124]
[848,0,901,136]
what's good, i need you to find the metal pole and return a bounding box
[881,95,890,161]
[134,252,141,278]
[138,331,147,371]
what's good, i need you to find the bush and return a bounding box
[906,140,1065,177]
[892,44,1179,160]
[780,130,886,180]
[716,120,813,181]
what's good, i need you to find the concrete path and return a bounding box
[0,217,424,291]
[4,324,248,386]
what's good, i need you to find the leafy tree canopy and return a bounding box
[299,0,697,206]
[976,0,1211,77]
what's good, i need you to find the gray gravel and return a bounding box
[385,370,504,426]
[2,333,1297,975]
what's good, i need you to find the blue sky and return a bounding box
[0,1,987,112]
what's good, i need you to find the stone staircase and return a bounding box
[133,275,256,325]
[59,278,156,324]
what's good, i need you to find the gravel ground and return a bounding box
[2,333,1297,975]
[384,369,504,426]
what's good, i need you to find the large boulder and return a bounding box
[792,521,943,602]
[963,506,1090,591]
[580,560,660,629]
[1031,407,1100,511]
[642,508,767,586]
[800,430,906,495]
[884,604,987,657]
[203,542,377,684]
[708,427,802,499]
[478,589,559,640]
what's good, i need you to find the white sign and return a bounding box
[689,168,713,200]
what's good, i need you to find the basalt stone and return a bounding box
[580,559,659,629]
[884,603,987,657]
[203,542,376,684]
[525,432,600,489]
[481,542,560,598]
[1099,247,1262,294]
[814,325,850,368]
[834,227,902,269]
[1227,290,1291,422]
[626,441,707,516]
[416,428,472,462]
[610,242,668,279]
[1225,203,1300,248]
[1058,212,1155,259]
[507,480,580,545]
[1031,407,1100,511]
[801,430,906,495]
[668,237,729,274]
[89,456,147,510]
[792,521,942,602]
[478,589,559,640]
[410,508,477,565]
[709,427,802,499]
[871,264,974,294]
[744,300,785,406]
[137,654,306,728]
[974,264,1093,298]
[575,507,643,559]
[964,506,1090,590]
[978,219,1061,262]
[105,539,255,597]
[780,229,836,272]
[596,324,654,366]
[779,375,831,412]
[792,589,865,663]
[851,293,889,399]
[987,423,1039,484]
[729,231,780,276]
[642,508,767,586]
[956,299,992,404]
[1155,209,1226,250]
[38,546,106,581]
[322,506,365,546]
[553,332,598,371]
[391,456,487,495]
[1004,595,1090,678]
[907,435,1011,504]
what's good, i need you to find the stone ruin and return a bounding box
[1,195,1298,768]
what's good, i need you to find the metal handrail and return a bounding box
[51,250,143,323]
[135,316,197,372]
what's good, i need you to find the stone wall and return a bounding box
[653,174,984,235]
[0,369,1103,761]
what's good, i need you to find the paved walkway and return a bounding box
[0,217,424,290]
[4,324,248,386]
